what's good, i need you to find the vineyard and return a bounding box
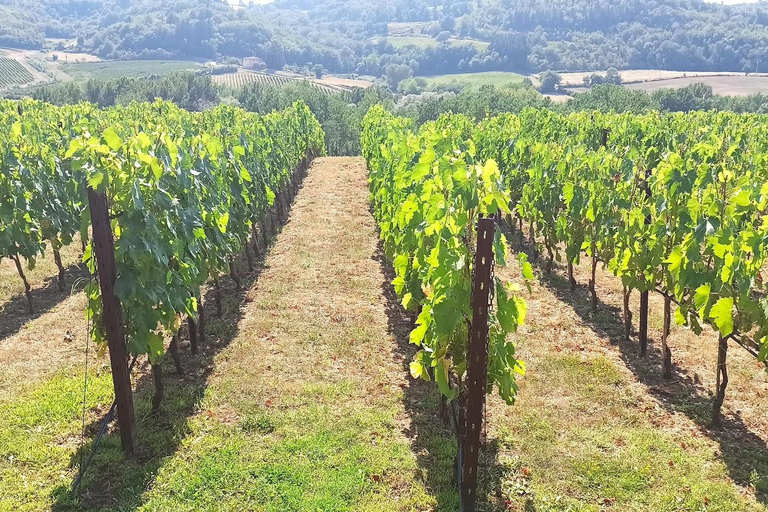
[212,71,345,94]
[0,58,34,88]
[2,96,768,511]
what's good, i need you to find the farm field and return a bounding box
[0,57,33,88]
[557,69,768,96]
[386,21,432,37]
[5,99,768,512]
[422,71,527,89]
[0,54,39,89]
[212,70,373,92]
[384,36,490,51]
[555,69,763,88]
[59,60,202,81]
[2,153,768,510]
[212,70,347,93]
[623,75,768,95]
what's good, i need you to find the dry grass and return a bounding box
[0,237,83,307]
[0,238,90,399]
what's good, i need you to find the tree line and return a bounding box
[5,0,768,80]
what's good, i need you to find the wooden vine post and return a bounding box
[87,187,137,454]
[661,294,672,379]
[639,166,652,357]
[712,334,729,426]
[461,216,495,512]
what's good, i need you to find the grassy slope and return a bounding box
[0,157,767,511]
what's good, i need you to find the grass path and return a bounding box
[134,156,447,510]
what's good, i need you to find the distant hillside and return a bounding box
[3,0,768,77]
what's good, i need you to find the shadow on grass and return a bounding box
[0,262,88,342]
[373,241,506,512]
[505,222,768,505]
[49,166,308,512]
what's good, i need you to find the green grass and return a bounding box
[139,391,435,511]
[60,60,201,81]
[0,369,115,512]
[386,36,438,49]
[422,71,527,90]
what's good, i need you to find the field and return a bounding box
[555,69,755,87]
[212,70,371,93]
[624,75,768,95]
[386,21,432,37]
[385,36,490,51]
[0,57,33,88]
[59,60,202,81]
[422,71,527,89]
[557,69,768,96]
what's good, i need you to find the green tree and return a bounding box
[538,70,561,93]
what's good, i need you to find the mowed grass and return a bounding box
[485,351,762,511]
[423,71,527,90]
[0,369,115,512]
[60,60,202,82]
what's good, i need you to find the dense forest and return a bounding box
[3,0,768,75]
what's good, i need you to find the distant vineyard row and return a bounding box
[0,58,34,88]
[212,71,347,94]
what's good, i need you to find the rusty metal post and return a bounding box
[87,187,137,454]
[461,216,495,511]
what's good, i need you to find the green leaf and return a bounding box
[710,297,734,337]
[88,171,105,190]
[410,318,429,346]
[694,283,711,314]
[217,212,229,234]
[674,306,687,326]
[102,127,122,151]
[496,281,525,333]
[435,358,457,399]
